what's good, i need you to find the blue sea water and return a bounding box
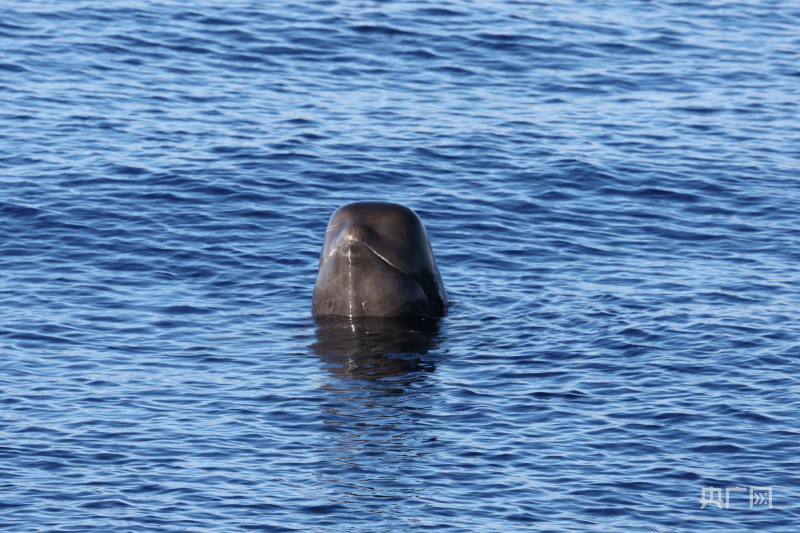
[1,0,799,531]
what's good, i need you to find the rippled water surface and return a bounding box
[2,1,799,531]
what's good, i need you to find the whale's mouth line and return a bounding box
[322,238,410,276]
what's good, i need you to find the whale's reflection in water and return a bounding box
[310,315,441,382]
[308,316,444,510]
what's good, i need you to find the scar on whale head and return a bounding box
[311,201,447,318]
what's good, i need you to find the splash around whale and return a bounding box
[311,201,447,318]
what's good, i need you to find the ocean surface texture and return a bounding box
[1,1,798,531]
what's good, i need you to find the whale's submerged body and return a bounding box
[311,202,447,318]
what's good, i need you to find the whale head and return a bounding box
[312,202,447,318]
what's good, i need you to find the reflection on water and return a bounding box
[308,317,444,511]
[310,315,441,382]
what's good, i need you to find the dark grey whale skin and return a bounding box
[311,202,447,318]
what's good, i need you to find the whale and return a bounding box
[311,201,447,318]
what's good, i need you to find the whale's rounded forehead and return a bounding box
[321,201,431,273]
[329,201,421,230]
[324,202,428,259]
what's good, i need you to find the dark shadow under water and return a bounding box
[310,315,442,382]
[307,317,446,507]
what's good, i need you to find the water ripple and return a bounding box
[1,0,798,531]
